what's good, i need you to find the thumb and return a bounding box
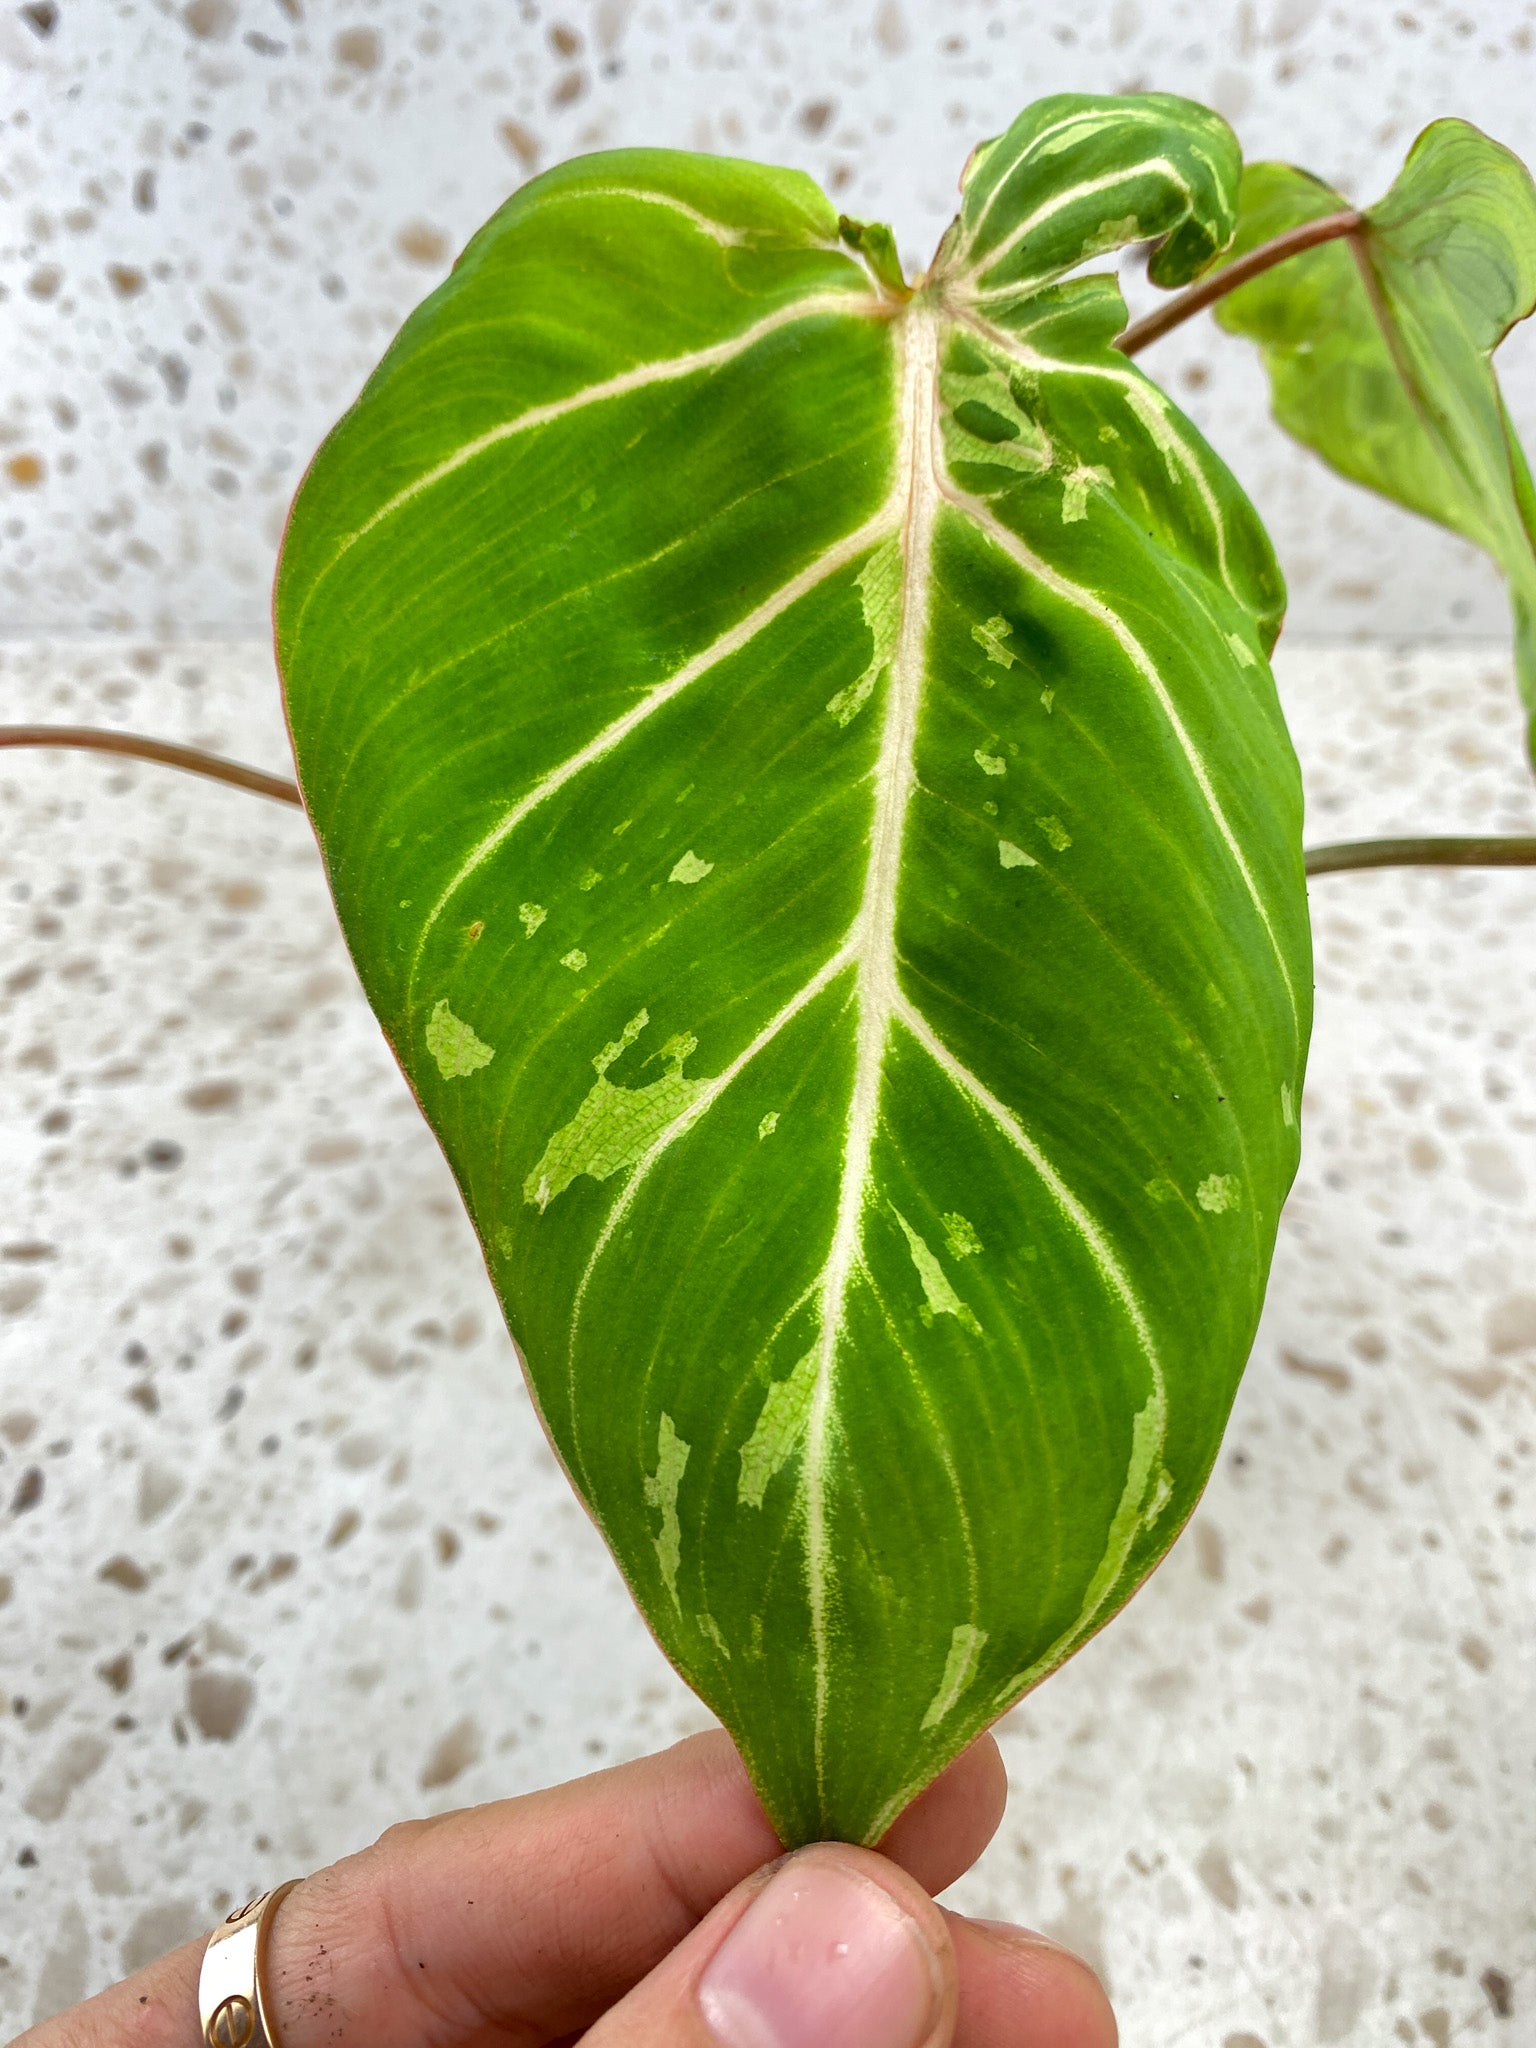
[583,1841,958,2048]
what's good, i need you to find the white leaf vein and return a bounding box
[295,289,876,626]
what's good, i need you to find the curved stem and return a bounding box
[1116,209,1365,358]
[4,729,1534,879]
[0,725,302,806]
[1305,834,1536,876]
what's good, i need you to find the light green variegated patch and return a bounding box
[277,93,1309,1846]
[942,1213,983,1259]
[828,537,903,725]
[426,999,495,1079]
[645,1414,689,1604]
[524,1019,705,1210]
[893,1208,982,1336]
[971,615,1018,668]
[669,850,714,885]
[738,1348,820,1509]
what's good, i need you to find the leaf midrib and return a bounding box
[797,302,941,1804]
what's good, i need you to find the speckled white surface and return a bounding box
[5,3,1536,2040]
[0,635,1533,2045]
[2,0,1535,645]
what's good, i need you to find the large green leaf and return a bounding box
[1212,120,1536,757]
[275,93,1311,1846]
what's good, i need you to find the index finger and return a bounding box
[34,1729,1005,2048]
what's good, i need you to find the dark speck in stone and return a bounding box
[11,1466,43,1513]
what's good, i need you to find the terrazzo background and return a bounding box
[1,638,1533,2046]
[4,2,1536,2044]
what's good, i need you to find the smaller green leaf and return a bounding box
[838,212,908,295]
[1214,120,1536,757]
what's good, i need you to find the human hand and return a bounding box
[20,1729,1115,2047]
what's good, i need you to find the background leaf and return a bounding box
[1213,120,1536,759]
[276,97,1310,1846]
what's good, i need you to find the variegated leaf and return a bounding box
[1213,120,1536,757]
[276,93,1311,1846]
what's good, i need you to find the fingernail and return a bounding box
[698,1853,942,2048]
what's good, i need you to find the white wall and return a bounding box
[2,0,1534,643]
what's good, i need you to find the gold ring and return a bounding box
[197,1880,300,2048]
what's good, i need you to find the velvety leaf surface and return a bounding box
[1214,120,1536,756]
[276,93,1311,1846]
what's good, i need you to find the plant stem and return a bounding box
[1116,209,1365,358]
[4,731,1534,879]
[0,725,302,806]
[1305,835,1536,876]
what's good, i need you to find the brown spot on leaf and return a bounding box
[107,265,146,298]
[6,453,45,487]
